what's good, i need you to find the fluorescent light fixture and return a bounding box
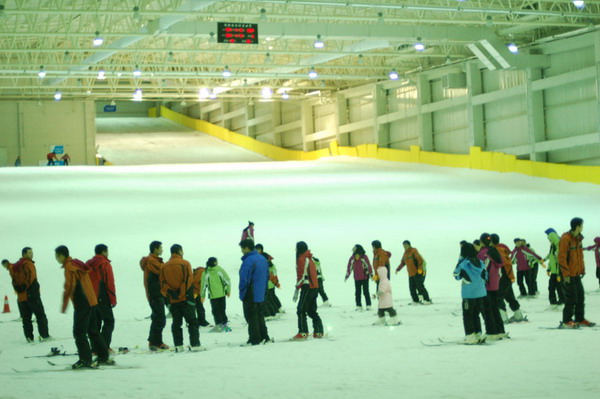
[167,51,174,62]
[209,92,217,100]
[133,6,141,22]
[308,67,318,79]
[388,69,399,80]
[133,65,141,77]
[222,66,232,78]
[54,90,62,101]
[265,52,273,64]
[281,92,289,100]
[507,43,519,54]
[0,4,5,18]
[414,38,425,52]
[92,31,104,47]
[259,8,267,21]
[181,100,187,107]
[305,90,321,97]
[208,32,216,43]
[377,12,384,24]
[572,1,585,9]
[133,88,143,102]
[314,34,324,49]
[199,87,210,99]
[357,54,364,65]
[261,87,273,99]
[97,69,106,80]
[38,66,46,78]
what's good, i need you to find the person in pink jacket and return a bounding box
[373,267,400,326]
[478,233,507,341]
[584,236,600,289]
[345,244,373,311]
[511,238,544,297]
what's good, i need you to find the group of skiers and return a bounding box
[2,218,600,367]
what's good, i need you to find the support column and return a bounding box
[246,102,255,138]
[466,61,485,149]
[272,101,282,147]
[335,93,349,146]
[373,84,389,147]
[526,68,545,161]
[595,32,600,150]
[417,75,433,151]
[301,101,314,151]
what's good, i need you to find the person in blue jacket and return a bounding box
[238,239,270,345]
[454,242,488,344]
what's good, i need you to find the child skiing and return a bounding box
[374,267,400,326]
[584,236,600,290]
[345,244,373,311]
[201,257,232,332]
[454,243,487,344]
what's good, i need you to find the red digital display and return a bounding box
[217,23,259,44]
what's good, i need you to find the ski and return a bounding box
[48,360,138,370]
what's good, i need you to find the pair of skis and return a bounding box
[13,360,138,373]
[421,337,488,347]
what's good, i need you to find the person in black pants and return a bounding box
[56,245,113,369]
[239,239,270,345]
[292,241,324,340]
[86,244,117,351]
[140,241,169,351]
[314,257,331,306]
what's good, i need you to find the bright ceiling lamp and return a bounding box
[132,6,141,22]
[133,65,142,77]
[572,1,585,9]
[133,88,143,102]
[199,87,210,99]
[507,43,519,54]
[261,87,273,99]
[388,69,399,80]
[53,90,62,101]
[281,92,289,100]
[97,69,106,80]
[414,37,425,52]
[308,67,318,79]
[222,66,232,78]
[37,66,46,78]
[314,34,324,49]
[92,31,104,47]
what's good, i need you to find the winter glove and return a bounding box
[344,276,348,282]
[372,275,379,282]
[292,289,299,302]
[417,269,423,275]
[547,271,551,277]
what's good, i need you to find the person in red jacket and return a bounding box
[5,247,51,342]
[395,240,431,305]
[241,221,254,242]
[46,152,58,166]
[292,241,323,340]
[86,244,117,351]
[558,218,595,328]
[584,236,600,290]
[56,245,114,369]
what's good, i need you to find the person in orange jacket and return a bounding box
[292,241,323,340]
[86,244,117,351]
[558,218,595,328]
[395,241,431,305]
[56,245,113,369]
[371,240,391,283]
[159,244,202,351]
[4,247,51,342]
[140,240,170,351]
[192,265,211,327]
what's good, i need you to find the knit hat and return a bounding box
[544,228,556,235]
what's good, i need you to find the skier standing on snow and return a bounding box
[56,245,114,369]
[491,234,525,323]
[544,229,565,309]
[256,244,283,316]
[454,243,487,344]
[159,244,202,352]
[238,239,270,345]
[374,266,400,326]
[2,247,51,342]
[558,218,595,328]
[86,244,117,352]
[292,241,324,340]
[140,241,169,351]
[477,233,507,340]
[314,257,331,307]
[511,238,544,297]
[345,244,373,311]
[524,240,545,295]
[583,236,600,290]
[241,221,255,242]
[201,257,232,332]
[395,240,431,305]
[192,265,211,327]
[371,240,391,291]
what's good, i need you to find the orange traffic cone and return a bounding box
[2,295,10,313]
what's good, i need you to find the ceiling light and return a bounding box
[308,67,318,79]
[37,66,46,78]
[414,38,425,52]
[63,51,71,61]
[167,51,174,62]
[0,4,5,18]
[314,34,324,49]
[281,92,289,100]
[261,87,273,99]
[133,88,143,102]
[222,66,232,78]
[133,65,142,77]
[377,11,384,24]
[259,8,267,21]
[208,32,216,43]
[388,69,399,80]
[507,43,519,54]
[265,52,273,64]
[209,92,217,100]
[92,31,104,47]
[54,90,62,101]
[97,69,106,80]
[444,55,452,65]
[572,1,585,9]
[181,100,187,107]
[199,87,210,99]
[133,6,141,22]
[110,99,116,106]
[357,54,364,65]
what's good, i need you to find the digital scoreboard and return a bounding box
[217,22,258,44]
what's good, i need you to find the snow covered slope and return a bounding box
[1,158,599,399]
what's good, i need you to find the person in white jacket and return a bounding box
[374,267,400,326]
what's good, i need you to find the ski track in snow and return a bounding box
[1,157,600,399]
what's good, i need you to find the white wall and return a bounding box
[0,101,96,166]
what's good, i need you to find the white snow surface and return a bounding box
[1,157,600,399]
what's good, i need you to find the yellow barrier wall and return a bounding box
[153,106,600,185]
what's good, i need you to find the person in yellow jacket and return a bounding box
[395,240,432,305]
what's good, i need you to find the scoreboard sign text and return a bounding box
[217,23,258,44]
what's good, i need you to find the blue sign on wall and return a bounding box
[52,145,64,155]
[104,105,117,112]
